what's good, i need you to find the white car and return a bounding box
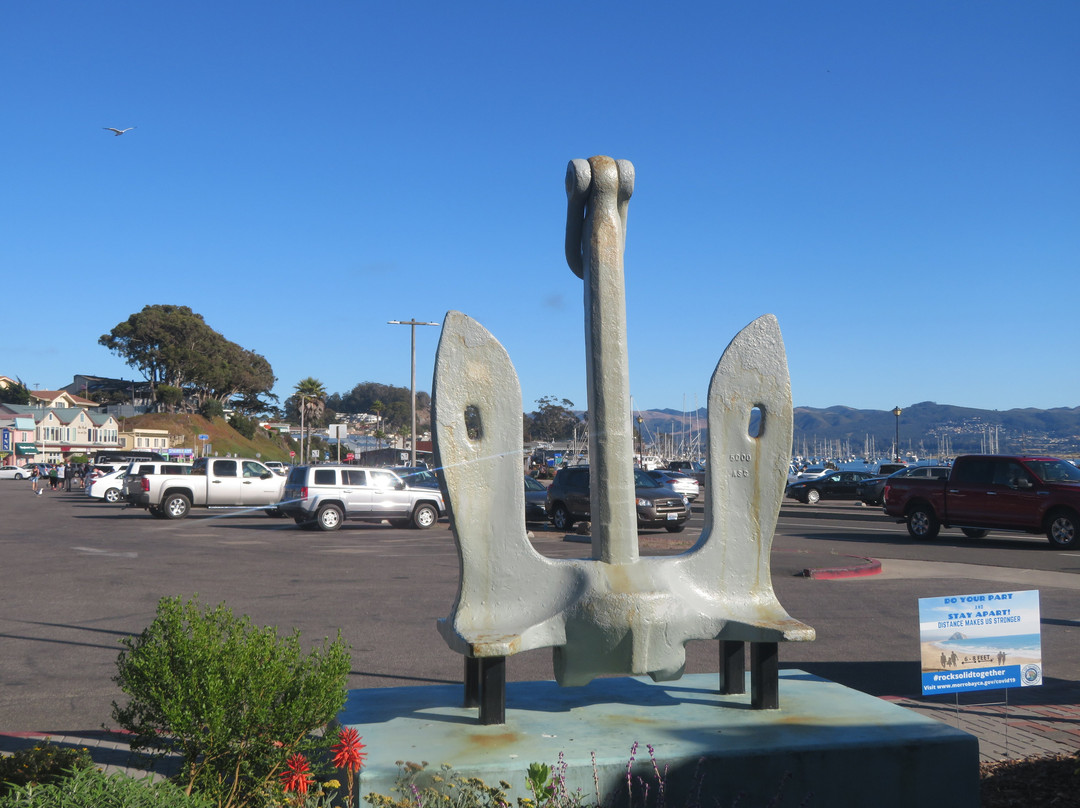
[645,469,702,501]
[0,466,31,480]
[86,468,127,503]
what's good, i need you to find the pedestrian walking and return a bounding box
[48,464,59,490]
[30,466,41,495]
[58,463,67,491]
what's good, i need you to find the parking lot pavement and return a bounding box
[1,484,1077,770]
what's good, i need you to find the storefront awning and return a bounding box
[15,443,38,455]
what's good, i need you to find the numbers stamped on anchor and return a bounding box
[729,452,752,478]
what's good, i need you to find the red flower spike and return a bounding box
[280,753,314,794]
[331,727,367,774]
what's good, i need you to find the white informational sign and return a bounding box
[918,590,1042,695]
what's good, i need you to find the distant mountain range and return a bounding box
[637,401,1080,459]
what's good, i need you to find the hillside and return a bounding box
[126,413,294,462]
[639,402,1080,458]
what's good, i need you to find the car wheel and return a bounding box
[163,493,191,520]
[14,472,24,480]
[664,523,686,533]
[1046,509,1079,549]
[906,503,940,540]
[316,504,343,532]
[411,503,438,530]
[806,489,821,505]
[104,488,121,504]
[551,504,574,531]
[961,528,988,539]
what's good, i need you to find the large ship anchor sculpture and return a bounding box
[431,156,814,724]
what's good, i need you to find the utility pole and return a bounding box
[388,319,440,467]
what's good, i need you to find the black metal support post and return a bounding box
[463,657,480,708]
[750,642,779,710]
[478,656,506,725]
[719,641,745,694]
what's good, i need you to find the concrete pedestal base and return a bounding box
[341,671,978,808]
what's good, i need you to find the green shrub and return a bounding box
[111,596,351,808]
[0,766,216,808]
[199,399,225,419]
[0,741,93,796]
[228,412,259,440]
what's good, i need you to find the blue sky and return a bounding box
[4,3,1077,415]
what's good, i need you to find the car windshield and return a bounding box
[634,468,662,488]
[1025,459,1080,483]
[524,476,545,492]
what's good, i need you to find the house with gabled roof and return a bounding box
[0,404,120,463]
[28,389,98,409]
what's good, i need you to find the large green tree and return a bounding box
[99,305,276,413]
[0,377,31,405]
[525,396,581,441]
[325,381,425,431]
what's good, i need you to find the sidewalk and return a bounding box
[886,679,1080,763]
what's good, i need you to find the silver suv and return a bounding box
[280,465,445,531]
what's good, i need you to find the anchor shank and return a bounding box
[577,156,638,565]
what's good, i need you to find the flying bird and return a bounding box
[103,127,136,136]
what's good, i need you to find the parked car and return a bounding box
[545,466,690,533]
[137,457,286,518]
[883,454,1080,547]
[667,459,706,485]
[876,463,908,477]
[387,466,441,490]
[0,466,31,480]
[785,470,876,504]
[855,465,951,506]
[668,460,704,474]
[86,468,127,503]
[524,474,548,522]
[645,469,701,501]
[121,460,193,505]
[264,461,289,475]
[279,464,446,531]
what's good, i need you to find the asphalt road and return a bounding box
[1,483,1078,732]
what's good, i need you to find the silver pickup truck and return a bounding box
[137,456,287,519]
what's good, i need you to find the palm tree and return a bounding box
[294,377,327,463]
[371,400,384,451]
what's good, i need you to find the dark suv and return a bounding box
[545,466,690,533]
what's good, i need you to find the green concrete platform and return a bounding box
[341,671,979,808]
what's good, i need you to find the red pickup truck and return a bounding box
[882,454,1080,549]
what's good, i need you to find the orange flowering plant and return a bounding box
[331,728,367,807]
[280,753,315,796]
